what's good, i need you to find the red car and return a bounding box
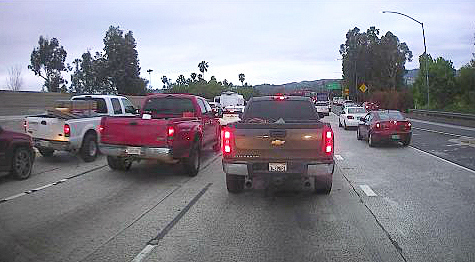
[0,125,35,179]
[357,110,412,147]
[363,102,380,111]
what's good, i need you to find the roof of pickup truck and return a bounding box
[145,93,206,100]
[250,96,312,102]
[71,94,128,99]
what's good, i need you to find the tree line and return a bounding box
[162,61,259,100]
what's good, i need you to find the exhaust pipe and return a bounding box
[304,180,311,187]
[245,180,253,189]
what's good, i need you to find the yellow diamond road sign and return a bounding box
[359,83,367,93]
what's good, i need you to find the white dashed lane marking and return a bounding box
[335,155,344,161]
[359,185,377,197]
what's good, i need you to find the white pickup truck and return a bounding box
[25,95,137,162]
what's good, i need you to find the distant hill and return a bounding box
[254,79,342,95]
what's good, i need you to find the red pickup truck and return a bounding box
[99,94,221,176]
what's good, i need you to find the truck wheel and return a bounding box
[357,128,362,140]
[338,119,342,127]
[402,137,411,147]
[39,148,54,157]
[314,174,332,194]
[183,141,201,177]
[343,121,348,130]
[107,156,132,171]
[11,147,33,180]
[80,133,98,162]
[226,173,244,193]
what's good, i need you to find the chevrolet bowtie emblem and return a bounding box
[271,140,285,146]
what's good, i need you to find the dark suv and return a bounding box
[0,125,35,180]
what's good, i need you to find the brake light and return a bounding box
[347,115,354,119]
[273,95,288,100]
[168,126,175,137]
[98,125,104,134]
[322,125,333,156]
[64,124,70,137]
[222,128,233,155]
[375,122,381,129]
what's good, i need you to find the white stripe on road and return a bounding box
[409,118,475,132]
[410,146,475,175]
[359,185,377,197]
[412,127,473,139]
[131,244,156,262]
[31,183,54,191]
[2,192,27,201]
[335,155,344,161]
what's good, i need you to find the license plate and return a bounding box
[126,147,141,155]
[391,135,400,140]
[269,163,287,172]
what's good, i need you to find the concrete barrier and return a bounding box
[0,91,147,116]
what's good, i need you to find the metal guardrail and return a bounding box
[408,109,475,121]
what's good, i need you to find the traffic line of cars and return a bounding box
[338,105,412,147]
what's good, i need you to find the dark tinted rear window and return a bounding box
[143,98,195,115]
[377,111,404,120]
[243,100,317,121]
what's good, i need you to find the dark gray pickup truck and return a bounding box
[221,95,335,193]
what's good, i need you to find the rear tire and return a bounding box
[107,156,132,171]
[80,133,98,162]
[368,133,376,147]
[39,148,54,157]
[338,119,342,127]
[314,174,332,194]
[402,136,411,147]
[357,128,362,140]
[11,147,33,180]
[226,173,244,193]
[183,140,201,177]
[344,121,348,130]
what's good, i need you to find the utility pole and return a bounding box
[382,11,430,108]
[147,69,153,89]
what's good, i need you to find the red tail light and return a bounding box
[99,117,106,136]
[375,122,381,129]
[222,127,233,155]
[168,126,175,137]
[64,124,71,137]
[347,115,354,119]
[322,125,334,156]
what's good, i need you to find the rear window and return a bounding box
[72,97,107,114]
[377,111,405,120]
[143,97,195,115]
[316,102,328,106]
[243,100,317,121]
[348,108,366,113]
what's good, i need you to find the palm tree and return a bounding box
[198,61,209,78]
[238,73,245,86]
[191,72,196,81]
[161,75,168,89]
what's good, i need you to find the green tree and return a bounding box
[339,27,412,101]
[238,73,245,86]
[28,36,68,92]
[161,75,169,89]
[70,51,114,94]
[103,26,147,95]
[198,61,209,78]
[191,72,197,82]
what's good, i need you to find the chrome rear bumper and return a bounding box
[99,144,178,163]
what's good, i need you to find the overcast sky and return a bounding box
[0,0,474,91]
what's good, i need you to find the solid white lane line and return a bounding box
[359,185,377,197]
[412,127,473,139]
[409,118,475,132]
[31,183,54,191]
[131,244,156,262]
[335,155,344,160]
[410,146,475,175]
[2,192,28,201]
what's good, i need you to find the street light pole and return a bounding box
[382,11,430,108]
[146,69,153,89]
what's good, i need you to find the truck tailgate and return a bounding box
[100,117,170,147]
[26,116,66,141]
[233,123,325,160]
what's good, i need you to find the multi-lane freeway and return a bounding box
[1,112,474,262]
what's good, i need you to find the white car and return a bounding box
[315,101,330,117]
[339,106,367,130]
[219,105,245,126]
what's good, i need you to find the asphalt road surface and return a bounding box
[1,113,475,262]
